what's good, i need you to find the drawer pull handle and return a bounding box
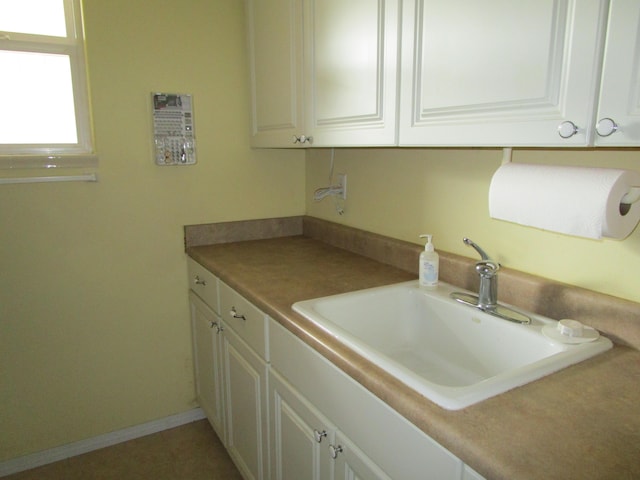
[194,276,207,286]
[329,444,343,459]
[313,429,327,443]
[230,306,246,321]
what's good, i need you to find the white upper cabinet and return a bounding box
[399,0,608,147]
[303,0,400,146]
[247,0,640,148]
[246,0,304,148]
[246,0,400,147]
[594,0,640,145]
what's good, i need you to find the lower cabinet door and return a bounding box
[223,323,269,480]
[331,430,392,480]
[270,369,334,480]
[270,368,393,480]
[190,292,225,440]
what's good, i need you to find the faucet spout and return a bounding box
[463,237,491,261]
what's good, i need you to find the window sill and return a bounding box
[0,154,99,170]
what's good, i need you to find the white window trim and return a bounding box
[0,0,96,169]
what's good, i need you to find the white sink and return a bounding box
[292,281,612,410]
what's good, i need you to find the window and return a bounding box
[0,0,95,168]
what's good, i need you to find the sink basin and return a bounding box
[292,281,612,410]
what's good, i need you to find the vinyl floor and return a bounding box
[3,419,243,480]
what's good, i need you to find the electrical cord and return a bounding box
[313,148,345,214]
[313,184,344,201]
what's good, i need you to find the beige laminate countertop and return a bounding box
[187,236,640,480]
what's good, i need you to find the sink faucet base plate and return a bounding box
[450,292,531,325]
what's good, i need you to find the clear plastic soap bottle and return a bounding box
[419,234,439,288]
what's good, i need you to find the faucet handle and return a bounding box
[475,260,500,278]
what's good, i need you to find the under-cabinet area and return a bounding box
[185,229,640,480]
[187,257,484,480]
[246,0,640,148]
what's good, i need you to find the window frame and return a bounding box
[0,0,96,169]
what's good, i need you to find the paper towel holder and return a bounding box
[499,149,639,216]
[620,187,640,215]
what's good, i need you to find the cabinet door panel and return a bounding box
[306,0,400,145]
[400,0,607,146]
[595,0,640,145]
[270,370,333,480]
[190,293,225,440]
[419,2,555,109]
[246,0,304,147]
[223,325,269,480]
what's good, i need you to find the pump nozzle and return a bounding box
[419,234,434,252]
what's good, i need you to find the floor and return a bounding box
[3,420,243,480]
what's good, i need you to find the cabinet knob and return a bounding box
[557,121,579,139]
[292,134,313,144]
[216,323,224,334]
[328,444,343,459]
[596,117,619,137]
[208,320,217,329]
[194,275,206,286]
[313,429,327,443]
[230,306,246,321]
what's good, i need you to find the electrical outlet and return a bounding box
[337,173,347,200]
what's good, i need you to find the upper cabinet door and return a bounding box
[399,0,608,147]
[595,0,640,145]
[304,0,400,146]
[246,0,305,147]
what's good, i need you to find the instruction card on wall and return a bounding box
[152,93,196,165]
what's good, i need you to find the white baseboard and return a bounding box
[0,408,206,477]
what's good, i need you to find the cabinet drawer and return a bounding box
[187,258,219,313]
[220,282,268,361]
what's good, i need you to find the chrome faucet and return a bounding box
[451,238,530,324]
[463,238,499,309]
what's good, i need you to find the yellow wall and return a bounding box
[3,0,639,466]
[306,148,640,304]
[0,0,304,462]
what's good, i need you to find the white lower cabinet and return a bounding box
[269,318,478,480]
[189,258,269,480]
[189,258,485,480]
[270,368,392,480]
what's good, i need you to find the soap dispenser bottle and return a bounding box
[419,234,439,288]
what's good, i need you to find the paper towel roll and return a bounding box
[488,163,640,239]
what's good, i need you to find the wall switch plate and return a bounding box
[337,173,347,200]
